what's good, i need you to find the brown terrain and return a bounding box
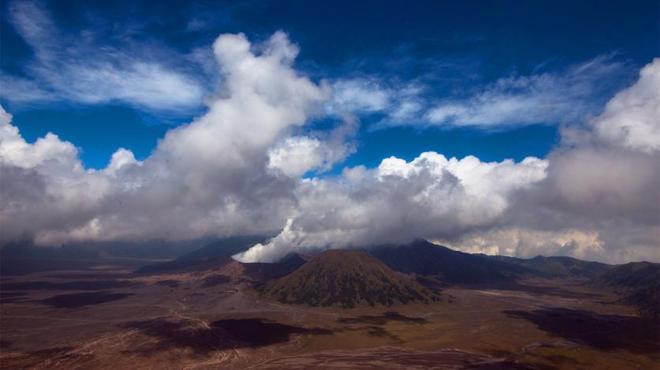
[0,241,658,369]
[262,250,438,307]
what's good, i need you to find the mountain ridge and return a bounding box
[593,261,660,318]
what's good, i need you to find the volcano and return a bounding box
[262,249,438,308]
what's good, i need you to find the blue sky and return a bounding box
[2,0,657,169]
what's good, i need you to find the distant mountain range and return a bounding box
[130,238,659,314]
[0,239,209,275]
[369,239,614,285]
[493,254,611,279]
[370,239,530,284]
[593,262,659,318]
[3,237,657,316]
[136,238,612,281]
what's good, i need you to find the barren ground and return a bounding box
[1,263,658,369]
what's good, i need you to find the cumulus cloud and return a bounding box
[591,59,660,152]
[104,148,142,176]
[237,58,660,263]
[0,31,326,245]
[0,106,81,171]
[267,117,358,177]
[2,1,205,112]
[268,137,325,177]
[439,228,606,260]
[235,153,548,262]
[1,27,658,265]
[443,58,660,263]
[534,61,660,226]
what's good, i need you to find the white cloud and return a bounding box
[328,79,392,113]
[2,1,205,112]
[268,116,357,177]
[0,31,326,245]
[236,152,548,262]
[104,148,141,176]
[237,58,660,263]
[440,228,605,260]
[1,29,658,266]
[0,104,111,244]
[328,57,624,130]
[0,105,80,171]
[423,56,624,128]
[328,78,424,123]
[535,60,660,226]
[591,58,660,152]
[268,137,330,177]
[58,62,204,111]
[442,58,660,263]
[0,106,13,126]
[0,73,55,103]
